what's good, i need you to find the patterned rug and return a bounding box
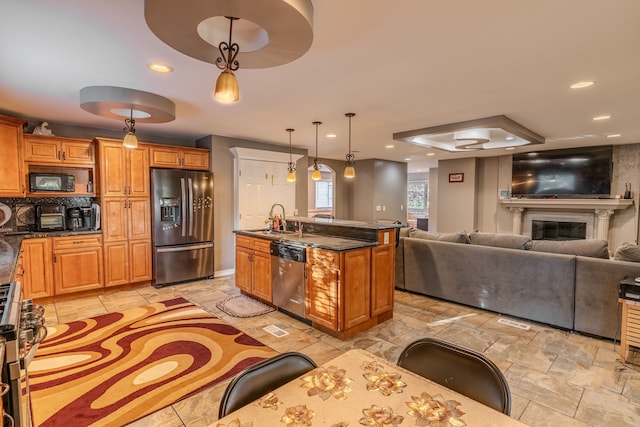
[216,294,275,318]
[29,297,277,427]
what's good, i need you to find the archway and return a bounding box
[307,163,335,218]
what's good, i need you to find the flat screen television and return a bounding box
[511,146,612,198]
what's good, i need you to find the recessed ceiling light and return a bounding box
[404,157,412,161]
[426,152,435,157]
[592,115,611,121]
[385,144,395,149]
[570,81,595,89]
[607,133,621,138]
[148,63,174,73]
[505,136,515,141]
[326,133,337,138]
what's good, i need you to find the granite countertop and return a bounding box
[234,229,377,251]
[290,217,403,230]
[0,234,24,284]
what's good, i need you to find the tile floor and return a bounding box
[38,275,640,426]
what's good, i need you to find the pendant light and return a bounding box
[344,113,356,178]
[311,121,322,181]
[286,128,296,182]
[214,17,240,103]
[123,108,138,149]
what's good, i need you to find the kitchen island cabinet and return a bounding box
[235,235,272,302]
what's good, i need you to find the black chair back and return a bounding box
[397,337,511,415]
[218,352,317,418]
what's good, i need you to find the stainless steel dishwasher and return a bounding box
[270,241,307,320]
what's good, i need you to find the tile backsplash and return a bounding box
[1,197,97,232]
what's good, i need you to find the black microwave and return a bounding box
[29,172,75,192]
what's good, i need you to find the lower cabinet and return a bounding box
[235,235,272,302]
[52,235,104,295]
[306,247,371,335]
[21,238,54,299]
[103,239,152,287]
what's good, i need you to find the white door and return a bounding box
[238,159,296,229]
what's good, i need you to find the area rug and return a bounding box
[29,297,277,427]
[216,294,275,318]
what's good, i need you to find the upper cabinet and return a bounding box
[0,114,26,197]
[96,138,150,198]
[149,145,210,170]
[24,135,95,166]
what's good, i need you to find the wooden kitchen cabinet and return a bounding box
[306,247,371,335]
[149,145,210,170]
[97,138,152,286]
[52,235,103,295]
[24,135,94,165]
[21,238,54,299]
[371,229,396,316]
[96,139,149,198]
[235,235,273,302]
[0,114,26,197]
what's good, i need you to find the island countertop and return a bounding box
[234,229,377,251]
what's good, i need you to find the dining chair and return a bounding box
[397,337,511,415]
[217,352,318,418]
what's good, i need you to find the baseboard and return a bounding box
[215,268,235,277]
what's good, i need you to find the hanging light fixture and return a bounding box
[344,113,356,178]
[311,121,322,181]
[123,108,138,149]
[286,128,296,182]
[214,16,240,103]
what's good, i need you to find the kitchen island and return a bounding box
[234,217,400,339]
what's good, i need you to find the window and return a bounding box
[407,181,428,210]
[315,180,333,208]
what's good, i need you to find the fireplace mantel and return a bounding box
[499,198,633,211]
[499,198,634,240]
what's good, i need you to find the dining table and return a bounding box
[213,348,527,426]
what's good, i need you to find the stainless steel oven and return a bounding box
[0,282,46,427]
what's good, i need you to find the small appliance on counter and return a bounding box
[66,206,97,231]
[35,204,66,231]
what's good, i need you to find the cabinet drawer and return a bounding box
[236,235,253,249]
[52,234,103,249]
[253,238,271,253]
[308,248,339,268]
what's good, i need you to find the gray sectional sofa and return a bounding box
[395,228,640,340]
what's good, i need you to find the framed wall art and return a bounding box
[448,173,464,183]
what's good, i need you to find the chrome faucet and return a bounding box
[268,203,286,230]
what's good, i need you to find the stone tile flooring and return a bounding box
[38,275,640,426]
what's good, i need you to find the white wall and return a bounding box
[436,158,477,232]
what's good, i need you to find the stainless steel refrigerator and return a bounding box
[151,168,214,287]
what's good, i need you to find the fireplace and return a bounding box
[531,220,586,240]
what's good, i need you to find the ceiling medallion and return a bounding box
[393,115,545,152]
[144,0,314,69]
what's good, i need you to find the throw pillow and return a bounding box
[469,231,533,250]
[529,239,610,259]
[614,242,640,263]
[399,227,414,238]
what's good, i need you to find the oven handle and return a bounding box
[23,325,48,368]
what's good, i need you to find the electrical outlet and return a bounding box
[376,205,381,211]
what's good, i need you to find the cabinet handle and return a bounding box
[62,151,66,160]
[57,151,61,160]
[53,254,57,262]
[73,241,84,244]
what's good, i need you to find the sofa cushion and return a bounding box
[530,239,609,258]
[408,229,470,244]
[399,227,414,238]
[614,242,640,263]
[469,231,532,250]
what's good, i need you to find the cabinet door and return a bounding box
[23,136,61,163]
[182,148,210,170]
[99,142,127,197]
[53,246,104,294]
[306,263,340,330]
[235,246,253,292]
[371,244,394,316]
[102,198,128,242]
[129,239,152,283]
[252,250,272,302]
[61,140,94,164]
[21,238,54,299]
[0,116,25,196]
[128,198,151,240]
[150,147,182,168]
[103,242,129,287]
[127,146,150,197]
[343,248,371,329]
